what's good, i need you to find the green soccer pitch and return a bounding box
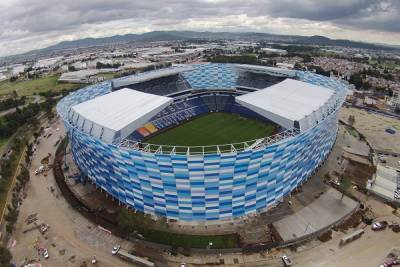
[145,112,276,147]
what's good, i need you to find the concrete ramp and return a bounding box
[273,188,358,242]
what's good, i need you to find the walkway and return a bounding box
[273,188,358,242]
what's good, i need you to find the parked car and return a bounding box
[40,223,49,234]
[372,221,388,231]
[282,255,292,266]
[389,222,400,233]
[385,128,396,135]
[380,259,399,267]
[43,249,49,259]
[112,245,121,255]
[34,165,46,175]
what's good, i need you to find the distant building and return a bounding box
[261,47,288,56]
[13,64,27,76]
[0,73,7,82]
[58,69,100,84]
[33,57,63,69]
[389,89,400,112]
[71,61,88,70]
[153,49,204,63]
[367,164,400,204]
[364,96,377,106]
[121,62,156,70]
[276,62,294,69]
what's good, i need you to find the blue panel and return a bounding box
[57,64,347,221]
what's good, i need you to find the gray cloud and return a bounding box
[0,0,399,56]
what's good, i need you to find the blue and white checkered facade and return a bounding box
[57,64,347,221]
[182,63,238,89]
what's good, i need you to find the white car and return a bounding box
[282,255,292,266]
[112,245,121,255]
[43,249,49,259]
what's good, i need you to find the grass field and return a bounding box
[0,75,84,96]
[146,113,276,149]
[143,229,239,249]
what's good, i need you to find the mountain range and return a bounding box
[1,31,398,63]
[41,31,398,52]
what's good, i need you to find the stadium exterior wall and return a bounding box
[57,67,346,221]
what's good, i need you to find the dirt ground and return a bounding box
[340,107,400,154]
[9,118,136,267]
[289,196,399,267]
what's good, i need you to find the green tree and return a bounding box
[11,90,18,99]
[68,65,76,72]
[340,176,352,200]
[0,246,12,266]
[349,73,363,89]
[116,209,154,235]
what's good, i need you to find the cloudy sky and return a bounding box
[0,0,399,57]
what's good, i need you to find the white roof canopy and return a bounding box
[112,65,193,88]
[235,64,296,77]
[69,88,173,143]
[235,79,335,131]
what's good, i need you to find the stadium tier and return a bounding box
[236,71,286,89]
[57,64,348,221]
[113,74,191,96]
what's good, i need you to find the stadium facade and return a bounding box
[57,64,347,221]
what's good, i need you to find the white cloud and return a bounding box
[0,0,399,57]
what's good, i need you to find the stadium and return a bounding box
[57,63,348,222]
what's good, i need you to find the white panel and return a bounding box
[71,88,173,143]
[236,98,294,129]
[235,79,334,131]
[113,65,193,88]
[91,124,102,139]
[101,128,116,143]
[76,116,85,129]
[235,64,296,77]
[83,120,92,133]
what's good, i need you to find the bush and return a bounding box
[0,246,12,266]
[142,229,239,249]
[116,209,239,249]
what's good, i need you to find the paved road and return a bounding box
[10,119,137,267]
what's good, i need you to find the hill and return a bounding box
[38,31,396,52]
[1,31,398,63]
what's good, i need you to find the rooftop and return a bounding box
[112,65,193,88]
[70,88,173,143]
[235,79,335,131]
